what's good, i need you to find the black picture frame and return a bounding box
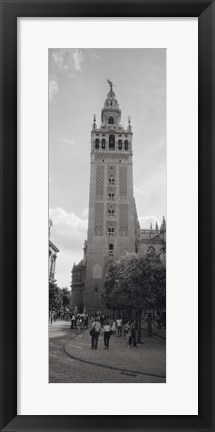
[0,0,214,431]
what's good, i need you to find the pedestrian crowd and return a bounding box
[51,308,165,353]
[70,313,89,333]
[68,311,139,351]
[88,314,138,351]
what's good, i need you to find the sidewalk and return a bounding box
[64,327,166,379]
[141,320,166,341]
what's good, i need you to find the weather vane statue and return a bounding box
[107,78,115,92]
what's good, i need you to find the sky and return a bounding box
[49,48,166,289]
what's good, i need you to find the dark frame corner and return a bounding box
[0,1,214,431]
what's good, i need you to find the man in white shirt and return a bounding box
[116,318,123,337]
[91,317,101,350]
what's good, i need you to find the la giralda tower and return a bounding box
[85,80,139,313]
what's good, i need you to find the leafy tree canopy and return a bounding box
[102,251,166,312]
[49,283,71,313]
[61,287,71,311]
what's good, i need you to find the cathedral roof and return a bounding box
[73,259,84,270]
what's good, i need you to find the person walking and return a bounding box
[116,317,123,337]
[90,317,101,350]
[125,321,132,348]
[103,321,112,349]
[131,321,137,347]
[100,313,105,328]
[111,319,116,336]
[76,318,81,335]
[84,314,89,329]
[71,314,76,329]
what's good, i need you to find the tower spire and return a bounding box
[101,80,121,126]
[92,113,97,129]
[161,216,166,230]
[107,78,114,92]
[155,220,159,233]
[128,115,132,131]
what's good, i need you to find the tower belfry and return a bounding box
[84,81,137,312]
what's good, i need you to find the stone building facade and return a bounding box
[138,217,166,265]
[49,219,60,284]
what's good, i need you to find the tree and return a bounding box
[49,281,62,321]
[61,287,71,315]
[102,251,166,340]
[49,285,72,320]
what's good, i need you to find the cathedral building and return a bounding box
[71,81,166,313]
[139,217,166,265]
[71,241,87,313]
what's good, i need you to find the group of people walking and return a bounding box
[89,316,137,350]
[70,311,139,351]
[90,318,114,350]
[70,313,89,333]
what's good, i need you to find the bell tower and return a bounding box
[85,80,137,312]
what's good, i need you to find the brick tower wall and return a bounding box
[84,85,137,313]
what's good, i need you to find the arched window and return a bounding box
[109,176,115,185]
[108,228,115,236]
[124,140,128,150]
[118,139,122,150]
[102,139,106,149]
[109,243,114,251]
[108,192,115,200]
[108,206,115,217]
[108,116,114,124]
[109,135,115,150]
[95,138,100,149]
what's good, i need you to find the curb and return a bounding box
[63,340,166,380]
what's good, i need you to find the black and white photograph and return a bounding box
[49,48,166,383]
[2,0,215,425]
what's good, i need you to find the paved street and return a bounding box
[49,321,166,383]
